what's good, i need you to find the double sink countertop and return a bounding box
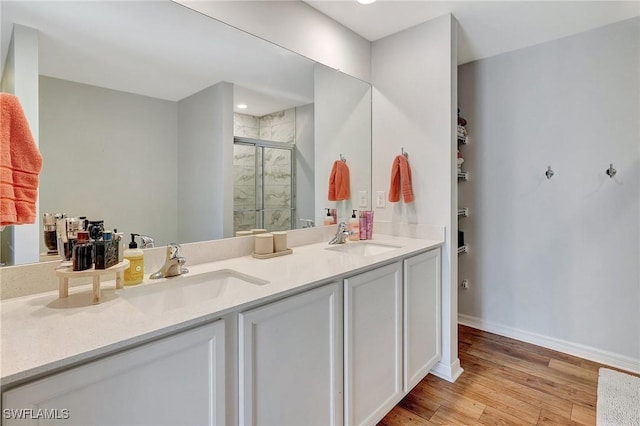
[0,235,443,388]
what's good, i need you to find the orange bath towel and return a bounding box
[328,160,350,201]
[1,93,43,226]
[389,155,414,203]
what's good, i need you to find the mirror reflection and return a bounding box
[0,0,371,266]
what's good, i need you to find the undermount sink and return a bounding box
[119,269,268,314]
[325,241,402,257]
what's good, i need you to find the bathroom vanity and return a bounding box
[1,235,442,426]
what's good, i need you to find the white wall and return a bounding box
[295,103,315,227]
[0,25,40,265]
[458,17,640,371]
[371,14,460,381]
[314,63,372,225]
[175,0,371,83]
[39,76,179,248]
[178,81,234,242]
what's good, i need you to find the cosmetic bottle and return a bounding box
[124,234,144,285]
[72,231,93,271]
[323,208,334,225]
[359,211,367,240]
[348,210,360,241]
[95,231,118,270]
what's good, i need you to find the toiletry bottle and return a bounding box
[72,231,93,271]
[323,208,334,225]
[348,210,360,241]
[124,234,144,285]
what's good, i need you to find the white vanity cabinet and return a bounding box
[238,282,343,426]
[344,262,403,426]
[404,249,441,391]
[2,320,226,426]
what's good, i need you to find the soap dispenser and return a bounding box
[323,208,334,225]
[124,233,144,285]
[348,210,360,241]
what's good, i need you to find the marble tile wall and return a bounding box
[233,109,295,233]
[259,109,295,143]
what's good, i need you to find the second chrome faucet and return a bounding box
[150,243,188,279]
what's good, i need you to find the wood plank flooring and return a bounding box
[379,325,634,426]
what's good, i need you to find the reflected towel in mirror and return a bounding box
[328,159,350,201]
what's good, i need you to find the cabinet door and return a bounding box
[404,249,441,391]
[344,262,402,426]
[239,282,342,426]
[2,321,225,426]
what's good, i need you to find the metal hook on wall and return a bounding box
[606,163,617,179]
[340,154,346,162]
[545,166,554,180]
[401,147,408,158]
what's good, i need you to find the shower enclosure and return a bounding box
[233,137,295,234]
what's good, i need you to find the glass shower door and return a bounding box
[233,138,295,234]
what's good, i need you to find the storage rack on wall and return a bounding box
[457,109,469,258]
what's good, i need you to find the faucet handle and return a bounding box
[337,222,347,232]
[167,243,183,259]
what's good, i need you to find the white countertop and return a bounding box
[0,235,442,387]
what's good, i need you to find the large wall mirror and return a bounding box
[0,0,372,266]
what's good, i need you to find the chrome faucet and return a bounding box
[150,243,188,279]
[328,222,350,245]
[300,219,315,228]
[139,235,155,249]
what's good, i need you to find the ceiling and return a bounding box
[1,1,315,116]
[305,1,640,64]
[2,0,638,111]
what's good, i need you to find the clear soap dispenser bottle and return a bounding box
[348,210,360,241]
[323,208,334,225]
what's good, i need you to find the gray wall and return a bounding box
[39,77,179,249]
[458,17,640,367]
[371,14,459,380]
[178,81,234,242]
[295,103,315,227]
[314,63,372,225]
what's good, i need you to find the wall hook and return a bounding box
[401,147,408,158]
[545,166,554,180]
[606,163,617,179]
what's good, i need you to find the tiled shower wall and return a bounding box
[233,109,295,233]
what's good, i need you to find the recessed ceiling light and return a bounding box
[237,104,248,109]
[357,0,376,4]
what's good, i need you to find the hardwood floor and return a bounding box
[379,325,622,426]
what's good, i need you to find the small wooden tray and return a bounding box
[252,248,293,259]
[55,259,130,304]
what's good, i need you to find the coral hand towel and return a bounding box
[328,160,350,201]
[388,155,414,203]
[1,93,43,226]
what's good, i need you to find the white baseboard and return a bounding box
[430,358,464,383]
[458,314,640,375]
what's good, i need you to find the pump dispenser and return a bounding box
[348,210,360,241]
[123,233,144,285]
[323,208,334,225]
